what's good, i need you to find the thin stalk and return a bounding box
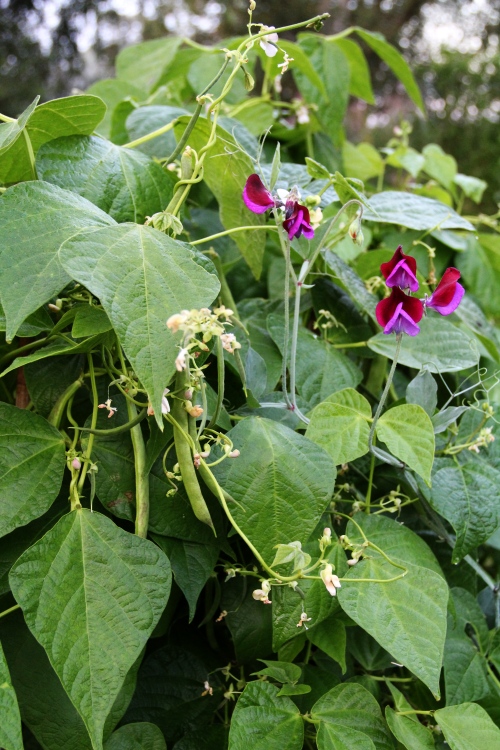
[277,224,293,409]
[76,354,99,506]
[365,452,376,513]
[123,120,176,149]
[0,336,50,366]
[47,376,83,429]
[368,333,402,454]
[190,224,276,245]
[117,347,149,537]
[0,604,20,620]
[23,129,37,179]
[165,102,203,164]
[78,408,147,436]
[207,335,224,431]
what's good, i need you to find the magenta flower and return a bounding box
[242,174,275,214]
[376,287,424,337]
[283,201,314,240]
[425,267,464,315]
[380,245,419,292]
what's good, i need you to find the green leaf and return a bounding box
[368,317,479,373]
[363,192,474,231]
[333,170,374,211]
[0,303,53,338]
[152,535,219,622]
[279,40,327,97]
[385,706,435,750]
[0,96,39,155]
[104,723,166,750]
[386,146,425,178]
[0,95,107,184]
[37,135,174,224]
[429,460,500,562]
[0,403,65,538]
[422,144,457,192]
[22,354,84,419]
[254,660,302,684]
[342,141,384,182]
[338,515,448,697]
[174,116,267,278]
[354,29,424,112]
[72,305,113,338]
[0,181,115,342]
[125,104,189,158]
[454,174,487,204]
[458,234,500,316]
[229,681,303,750]
[308,616,347,673]
[1,333,112,377]
[272,541,311,572]
[116,37,181,93]
[435,703,500,750]
[0,642,23,750]
[376,404,435,484]
[277,683,311,696]
[58,223,219,422]
[312,682,393,750]
[222,577,273,663]
[406,370,437,417]
[267,314,363,409]
[212,417,336,565]
[306,388,371,466]
[324,251,378,322]
[9,509,171,750]
[335,39,375,104]
[86,79,145,138]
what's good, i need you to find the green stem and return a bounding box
[117,347,149,537]
[190,225,276,246]
[0,604,20,620]
[0,336,50,366]
[207,335,224,431]
[365,452,376,513]
[368,333,402,454]
[332,340,367,349]
[166,102,203,164]
[277,224,293,409]
[23,129,37,179]
[206,249,240,317]
[123,119,176,149]
[76,354,99,506]
[78,409,147,436]
[47,376,83,428]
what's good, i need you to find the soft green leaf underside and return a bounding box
[9,509,171,750]
[376,404,435,484]
[435,703,500,750]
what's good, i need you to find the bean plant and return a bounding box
[1,5,500,750]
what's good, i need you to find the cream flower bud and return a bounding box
[188,405,204,418]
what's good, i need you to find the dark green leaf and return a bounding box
[228,681,303,750]
[406,370,438,417]
[376,404,435,484]
[0,403,65,538]
[385,706,435,750]
[0,641,23,750]
[104,723,166,750]
[306,388,371,466]
[125,105,189,158]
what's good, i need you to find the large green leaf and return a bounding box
[9,509,171,750]
[212,417,336,564]
[37,135,174,223]
[422,144,457,192]
[435,703,500,750]
[363,192,474,231]
[116,37,182,92]
[429,460,500,562]
[337,514,447,697]
[0,609,141,750]
[267,314,363,409]
[126,105,189,158]
[353,29,424,112]
[58,223,219,422]
[376,404,435,484]
[86,79,144,138]
[1,333,112,377]
[312,683,393,750]
[458,234,500,317]
[222,577,273,662]
[306,388,371,465]
[0,95,106,184]
[228,682,303,750]
[324,251,378,322]
[0,96,38,155]
[0,403,65,538]
[0,181,115,342]
[385,707,435,750]
[174,116,267,278]
[104,723,166,750]
[0,642,23,750]
[335,39,375,104]
[368,317,479,373]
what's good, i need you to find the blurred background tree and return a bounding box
[1,0,500,206]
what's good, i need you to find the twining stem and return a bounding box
[0,604,20,620]
[368,333,403,454]
[78,408,147,436]
[190,225,277,246]
[47,376,83,428]
[75,354,99,507]
[117,346,149,537]
[365,452,376,513]
[207,335,225,431]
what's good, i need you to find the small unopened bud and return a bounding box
[348,214,363,246]
[305,194,321,208]
[249,0,256,9]
[193,453,201,468]
[243,68,255,91]
[71,458,82,470]
[188,405,204,418]
[229,449,240,458]
[184,389,193,400]
[347,558,358,566]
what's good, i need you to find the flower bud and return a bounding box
[229,449,240,458]
[305,194,321,208]
[243,68,255,91]
[188,405,204,418]
[348,214,363,245]
[71,458,82,470]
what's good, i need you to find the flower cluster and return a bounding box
[242,174,314,241]
[375,246,464,336]
[166,305,241,372]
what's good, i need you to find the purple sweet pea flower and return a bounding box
[376,287,424,336]
[242,174,276,214]
[283,201,314,240]
[425,267,464,315]
[380,245,419,292]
